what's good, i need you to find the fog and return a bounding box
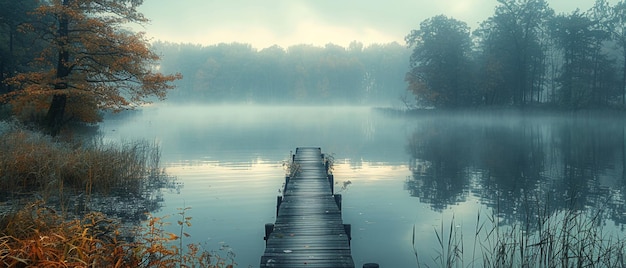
[5,0,626,267]
[103,105,409,163]
[111,2,626,265]
[135,0,607,48]
[152,42,410,107]
[100,104,626,267]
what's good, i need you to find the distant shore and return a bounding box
[374,105,626,119]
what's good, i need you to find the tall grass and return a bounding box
[414,206,626,268]
[0,127,165,202]
[0,124,234,267]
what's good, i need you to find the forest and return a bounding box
[4,0,626,111]
[151,41,410,106]
[156,0,626,110]
[125,0,626,110]
[409,0,626,109]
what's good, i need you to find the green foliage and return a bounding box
[549,10,616,108]
[0,0,43,94]
[474,0,553,106]
[406,0,626,110]
[405,15,475,108]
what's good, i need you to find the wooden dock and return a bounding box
[260,147,355,268]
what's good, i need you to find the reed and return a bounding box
[0,128,165,201]
[0,124,235,266]
[414,207,626,268]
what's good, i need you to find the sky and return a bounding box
[133,0,614,49]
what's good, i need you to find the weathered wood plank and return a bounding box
[260,147,355,268]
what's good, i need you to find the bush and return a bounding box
[0,201,234,267]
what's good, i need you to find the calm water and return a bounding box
[100,105,626,267]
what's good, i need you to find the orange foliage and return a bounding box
[0,201,135,267]
[3,0,181,126]
[405,72,441,106]
[0,202,236,267]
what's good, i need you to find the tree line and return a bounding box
[407,0,626,110]
[5,0,625,124]
[152,41,410,105]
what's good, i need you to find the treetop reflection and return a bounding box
[405,114,626,227]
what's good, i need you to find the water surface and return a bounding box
[101,105,626,267]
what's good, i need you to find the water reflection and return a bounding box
[97,105,626,267]
[405,114,626,227]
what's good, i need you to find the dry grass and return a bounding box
[1,201,131,267]
[0,125,233,267]
[0,201,233,267]
[0,127,164,200]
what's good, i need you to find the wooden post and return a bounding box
[363,264,379,268]
[344,224,351,245]
[328,174,334,194]
[334,194,342,211]
[276,196,282,216]
[284,176,289,193]
[264,223,274,244]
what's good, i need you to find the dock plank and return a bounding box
[260,147,355,268]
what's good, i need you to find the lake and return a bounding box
[100,105,626,267]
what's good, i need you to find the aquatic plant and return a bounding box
[414,207,626,268]
[324,152,335,173]
[282,155,300,179]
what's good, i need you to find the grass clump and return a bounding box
[0,127,164,200]
[414,207,626,268]
[0,201,234,267]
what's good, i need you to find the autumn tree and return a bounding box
[3,0,180,136]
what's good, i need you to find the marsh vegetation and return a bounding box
[0,123,234,267]
[415,204,626,267]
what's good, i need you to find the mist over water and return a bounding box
[100,104,626,267]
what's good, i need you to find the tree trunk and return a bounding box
[0,60,5,94]
[1,23,15,94]
[623,125,625,180]
[46,94,67,135]
[622,47,626,106]
[45,0,70,136]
